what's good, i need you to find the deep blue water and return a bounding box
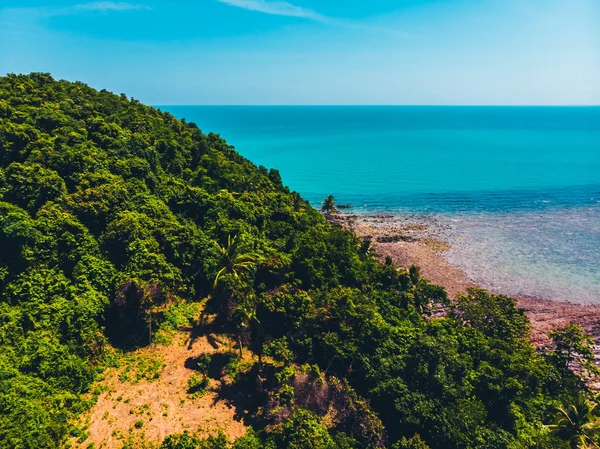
[162,106,600,302]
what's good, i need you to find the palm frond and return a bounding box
[213,267,227,289]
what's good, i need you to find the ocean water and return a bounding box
[162,106,600,303]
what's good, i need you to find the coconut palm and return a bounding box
[233,294,261,358]
[320,194,337,216]
[408,264,421,285]
[549,393,600,449]
[213,234,256,289]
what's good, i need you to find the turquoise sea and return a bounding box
[162,106,600,303]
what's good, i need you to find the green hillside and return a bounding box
[0,73,592,449]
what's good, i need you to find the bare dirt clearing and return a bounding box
[72,330,247,448]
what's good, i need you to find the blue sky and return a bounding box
[1,0,599,105]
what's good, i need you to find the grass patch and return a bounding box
[118,354,166,384]
[187,374,209,398]
[118,430,158,449]
[129,403,152,418]
[154,300,203,345]
[160,403,169,417]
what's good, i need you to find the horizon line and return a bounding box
[156,103,600,108]
[155,104,600,108]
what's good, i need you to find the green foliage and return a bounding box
[450,287,531,343]
[161,431,201,449]
[212,234,256,289]
[161,431,229,449]
[548,393,600,449]
[392,435,431,449]
[0,73,592,449]
[548,324,599,384]
[187,373,210,397]
[320,194,337,216]
[4,162,67,212]
[231,430,272,449]
[280,409,337,449]
[194,354,212,373]
[118,353,165,384]
[161,301,202,330]
[0,73,303,447]
[264,337,295,365]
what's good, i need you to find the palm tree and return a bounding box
[233,294,261,358]
[408,264,421,285]
[320,195,337,216]
[213,234,255,289]
[397,265,448,315]
[549,393,600,449]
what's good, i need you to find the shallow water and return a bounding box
[162,106,600,302]
[440,208,600,302]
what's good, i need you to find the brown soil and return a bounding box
[73,331,247,449]
[338,214,600,348]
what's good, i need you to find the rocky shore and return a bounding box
[334,213,600,349]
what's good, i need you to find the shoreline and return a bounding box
[335,213,600,347]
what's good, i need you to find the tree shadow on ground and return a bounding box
[211,363,278,428]
[186,310,230,349]
[184,351,239,379]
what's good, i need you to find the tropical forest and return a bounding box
[1,73,599,449]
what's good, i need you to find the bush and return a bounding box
[187,374,209,397]
[161,431,201,449]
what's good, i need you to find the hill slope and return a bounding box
[0,73,586,449]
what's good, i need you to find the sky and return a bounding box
[0,0,599,105]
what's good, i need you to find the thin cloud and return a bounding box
[74,2,151,12]
[215,0,407,36]
[216,0,328,22]
[0,2,150,20]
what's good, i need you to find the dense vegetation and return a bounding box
[0,73,597,449]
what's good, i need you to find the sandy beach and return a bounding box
[336,213,600,348]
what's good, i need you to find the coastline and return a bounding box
[335,213,600,348]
